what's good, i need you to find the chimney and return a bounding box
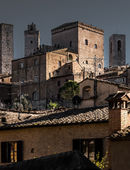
[106,91,130,134]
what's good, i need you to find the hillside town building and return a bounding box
[52,21,104,77]
[0,20,129,169]
[0,91,129,170]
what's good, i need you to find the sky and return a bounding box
[0,0,130,67]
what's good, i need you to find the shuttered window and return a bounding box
[1,141,23,163]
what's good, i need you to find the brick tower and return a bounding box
[109,34,126,67]
[24,23,40,57]
[0,23,14,74]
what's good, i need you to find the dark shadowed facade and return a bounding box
[0,151,101,170]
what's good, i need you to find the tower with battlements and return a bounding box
[24,23,40,57]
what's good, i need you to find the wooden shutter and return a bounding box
[1,142,11,163]
[17,141,23,162]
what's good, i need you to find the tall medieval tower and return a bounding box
[0,23,14,74]
[24,23,40,57]
[109,34,126,67]
[51,21,104,77]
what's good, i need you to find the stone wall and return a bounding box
[79,79,130,108]
[0,122,109,165]
[51,22,104,76]
[110,140,130,170]
[0,23,14,74]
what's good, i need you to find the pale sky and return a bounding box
[0,0,130,66]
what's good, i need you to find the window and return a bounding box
[68,54,73,61]
[83,86,91,99]
[85,39,88,45]
[1,141,23,163]
[117,40,121,52]
[34,59,38,66]
[30,40,33,44]
[94,44,97,49]
[19,63,24,69]
[73,139,103,161]
[34,75,39,82]
[98,64,101,68]
[49,72,51,78]
[58,61,61,67]
[32,91,39,101]
[57,81,61,87]
[110,42,112,53]
[70,41,72,47]
[86,60,88,64]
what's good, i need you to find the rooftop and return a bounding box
[110,126,130,140]
[0,106,109,130]
[51,21,104,34]
[0,151,100,170]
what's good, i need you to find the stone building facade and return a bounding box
[0,92,129,170]
[0,82,12,108]
[52,21,104,77]
[0,23,14,74]
[96,65,130,87]
[109,34,126,67]
[24,23,40,57]
[79,78,130,108]
[12,49,83,109]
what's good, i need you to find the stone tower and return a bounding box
[51,21,104,77]
[24,23,40,57]
[109,34,126,67]
[0,23,14,74]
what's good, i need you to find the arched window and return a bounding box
[82,86,91,99]
[68,54,73,61]
[32,91,39,101]
[110,42,112,53]
[117,40,121,52]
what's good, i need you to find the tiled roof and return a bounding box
[0,151,101,170]
[0,106,109,130]
[110,126,130,140]
[51,21,104,33]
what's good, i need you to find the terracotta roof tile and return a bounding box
[0,106,108,129]
[110,126,130,140]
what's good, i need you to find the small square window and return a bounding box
[19,63,24,69]
[94,44,97,49]
[58,61,61,67]
[57,81,61,86]
[85,39,88,45]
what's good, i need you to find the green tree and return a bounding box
[93,152,109,169]
[59,80,79,100]
[47,100,59,110]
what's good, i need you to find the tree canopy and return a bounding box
[59,80,79,100]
